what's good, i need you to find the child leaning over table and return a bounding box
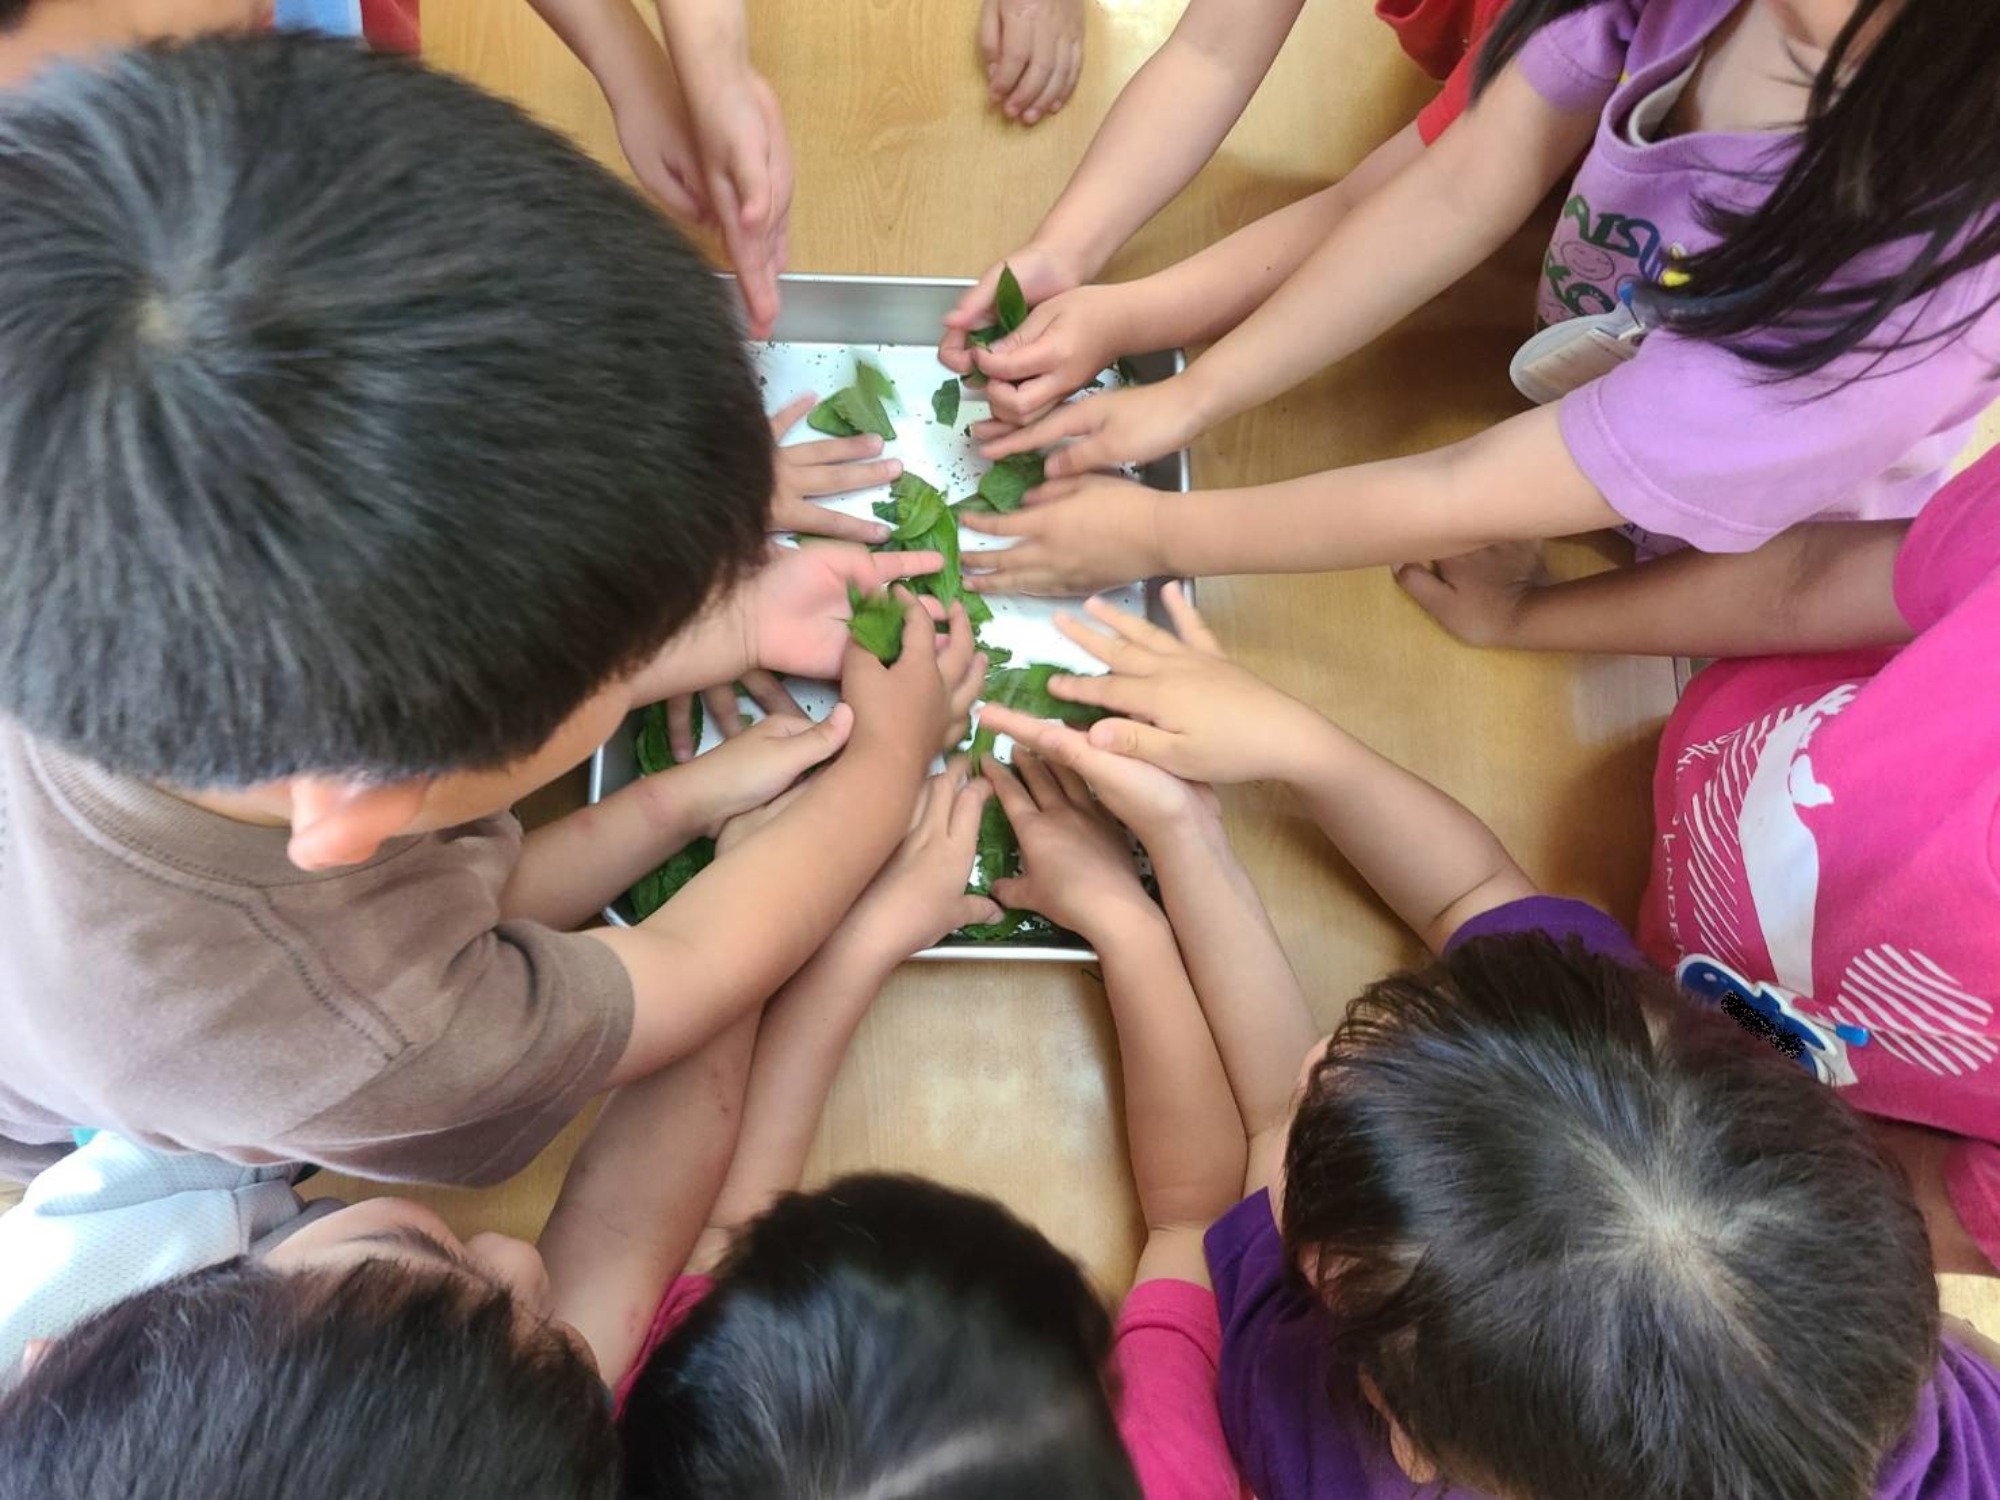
[0,36,973,1187]
[979,585,2000,1500]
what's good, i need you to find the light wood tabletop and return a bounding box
[321,0,1682,1293]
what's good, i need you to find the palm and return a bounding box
[749,552,857,678]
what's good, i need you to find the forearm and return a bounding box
[1030,3,1304,283]
[1114,123,1424,352]
[1498,522,1913,657]
[1873,1120,1998,1278]
[651,0,750,98]
[530,0,671,100]
[1143,813,1316,1157]
[1156,405,1621,577]
[1281,718,1535,955]
[502,771,712,929]
[542,1015,756,1384]
[1093,907,1246,1235]
[1179,69,1594,430]
[590,741,924,1078]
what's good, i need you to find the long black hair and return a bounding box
[1281,934,1939,1500]
[621,1173,1142,1500]
[1476,0,2000,376]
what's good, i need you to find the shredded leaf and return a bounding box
[846,584,907,664]
[858,358,901,411]
[980,662,1107,729]
[976,453,1044,514]
[995,265,1029,334]
[932,378,961,427]
[807,396,859,437]
[625,698,711,918]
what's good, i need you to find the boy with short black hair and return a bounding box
[0,34,963,1185]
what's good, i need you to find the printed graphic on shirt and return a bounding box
[1678,954,1865,1086]
[1541,192,1668,321]
[1826,948,1997,1080]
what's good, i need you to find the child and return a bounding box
[963,0,2000,596]
[0,36,969,1185]
[617,754,1241,1499]
[1399,443,2000,1278]
[982,588,2000,1500]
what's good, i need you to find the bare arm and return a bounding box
[1872,1119,1998,1278]
[1401,521,1915,657]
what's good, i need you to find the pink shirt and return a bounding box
[616,1273,1243,1500]
[1638,446,2000,1258]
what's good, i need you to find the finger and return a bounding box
[980,753,1039,825]
[784,701,855,767]
[948,773,992,838]
[1041,431,1122,480]
[978,403,1093,460]
[865,550,948,586]
[937,601,975,682]
[1158,580,1222,655]
[1080,593,1181,653]
[768,392,817,438]
[1046,672,1155,720]
[1054,36,1083,113]
[978,0,1001,69]
[943,263,1004,333]
[777,501,892,544]
[956,509,1036,541]
[957,892,1007,929]
[1392,561,1452,616]
[1052,610,1150,671]
[638,159,709,225]
[793,456,905,499]
[1022,33,1072,123]
[977,703,1092,766]
[1049,758,1093,807]
[668,694,697,762]
[987,875,1032,911]
[1003,373,1072,422]
[1086,715,1188,774]
[948,647,989,723]
[891,588,933,664]
[991,13,1032,100]
[1004,23,1055,118]
[788,430,885,466]
[963,547,1062,597]
[740,669,806,721]
[1015,748,1063,808]
[704,683,744,740]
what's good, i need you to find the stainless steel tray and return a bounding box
[589,273,1191,960]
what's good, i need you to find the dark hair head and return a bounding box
[621,1173,1141,1500]
[0,0,29,34]
[1281,934,1939,1500]
[0,1257,620,1500]
[1476,0,2000,377]
[0,34,770,786]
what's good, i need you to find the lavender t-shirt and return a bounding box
[1516,0,2000,552]
[1205,896,2000,1500]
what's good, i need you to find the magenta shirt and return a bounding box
[1639,445,2000,1262]
[1515,0,2000,551]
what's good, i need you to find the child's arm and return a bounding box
[587,600,971,1082]
[940,0,1310,370]
[981,754,1245,1284]
[981,64,1601,476]
[966,403,1619,598]
[685,766,1002,1270]
[1397,522,1917,657]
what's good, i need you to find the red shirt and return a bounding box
[1375,0,1512,142]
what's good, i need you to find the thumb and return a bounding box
[782,703,854,763]
[986,877,1029,912]
[973,334,1052,383]
[957,509,1035,538]
[1086,716,1185,774]
[959,892,1006,928]
[1393,562,1450,612]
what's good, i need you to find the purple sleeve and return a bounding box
[1513,0,1638,114]
[1445,896,1648,967]
[1559,297,2000,553]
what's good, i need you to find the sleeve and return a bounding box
[1894,445,2000,632]
[1558,291,2000,552]
[1113,1280,1244,1500]
[1445,895,1648,966]
[613,1274,716,1417]
[1512,0,1639,115]
[1414,0,1518,143]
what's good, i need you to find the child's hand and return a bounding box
[982,752,1156,938]
[658,704,854,839]
[663,671,802,764]
[1394,542,1549,648]
[961,475,1166,597]
[766,394,901,544]
[743,544,947,680]
[938,244,1084,375]
[848,762,1004,959]
[606,45,711,225]
[979,0,1084,125]
[841,590,966,773]
[1045,582,1330,784]
[974,285,1135,427]
[974,702,1217,843]
[686,69,793,339]
[977,376,1201,479]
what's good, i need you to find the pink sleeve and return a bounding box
[611,1274,716,1417]
[1894,446,2000,632]
[1113,1280,1246,1500]
[1946,1142,2000,1272]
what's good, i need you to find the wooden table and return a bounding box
[340,0,1679,1292]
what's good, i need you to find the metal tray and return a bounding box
[589,273,1190,960]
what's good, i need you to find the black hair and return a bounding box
[0,1257,621,1500]
[1475,0,2000,377]
[0,0,28,34]
[1281,934,1939,1500]
[0,35,771,786]
[621,1173,1142,1500]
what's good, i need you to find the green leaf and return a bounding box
[633,696,703,776]
[966,720,999,771]
[971,793,1020,892]
[871,497,900,525]
[955,908,1037,944]
[629,836,716,920]
[996,265,1029,334]
[976,453,1044,514]
[981,662,1107,729]
[967,326,1001,350]
[832,384,895,441]
[931,378,961,427]
[951,494,998,519]
[807,395,860,437]
[846,584,907,664]
[857,358,901,411]
[979,642,1013,670]
[887,472,949,542]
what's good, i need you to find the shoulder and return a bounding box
[1446,895,1648,967]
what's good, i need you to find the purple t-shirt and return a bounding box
[1205,896,2000,1500]
[1516,0,2000,552]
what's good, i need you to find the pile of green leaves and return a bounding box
[626,697,715,920]
[863,472,992,630]
[808,357,901,440]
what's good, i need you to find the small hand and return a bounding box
[961,474,1166,596]
[840,589,959,773]
[1393,542,1549,648]
[607,46,712,225]
[974,285,1133,427]
[659,703,854,839]
[666,670,803,765]
[744,544,946,680]
[938,243,1083,375]
[688,70,794,338]
[979,0,1084,125]
[849,760,1004,958]
[973,702,1215,844]
[766,394,900,544]
[976,377,1201,478]
[981,751,1155,938]
[1036,582,1329,784]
